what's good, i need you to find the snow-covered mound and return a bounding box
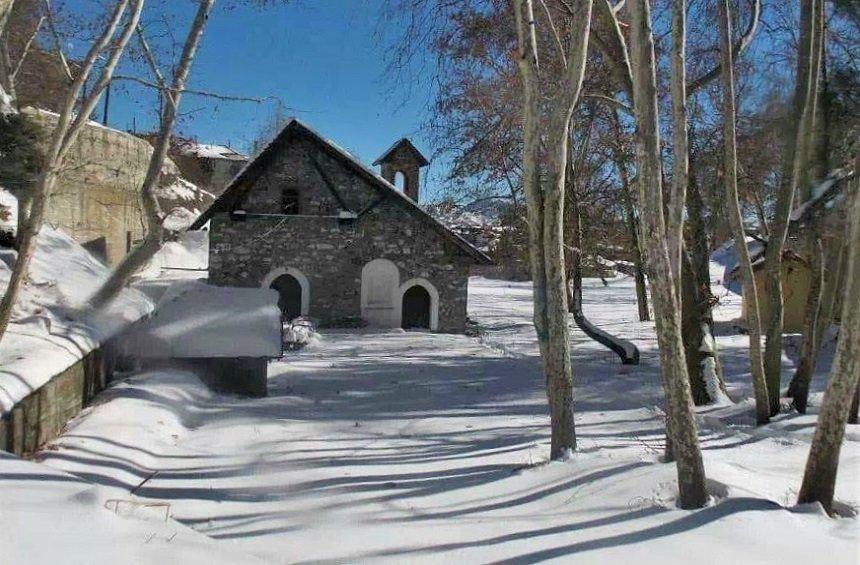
[0,226,153,414]
[156,176,215,233]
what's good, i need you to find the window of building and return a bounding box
[282,189,300,215]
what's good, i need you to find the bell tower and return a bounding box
[373,138,429,202]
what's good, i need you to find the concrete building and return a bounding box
[192,119,491,332]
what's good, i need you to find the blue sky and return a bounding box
[102,0,446,200]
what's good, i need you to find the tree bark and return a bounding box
[513,0,593,459]
[610,109,649,321]
[0,0,142,343]
[683,168,727,404]
[789,232,846,411]
[717,0,770,424]
[0,0,17,114]
[762,0,823,415]
[88,0,215,309]
[628,0,708,509]
[667,0,688,288]
[797,158,860,515]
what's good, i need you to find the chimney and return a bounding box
[373,138,429,202]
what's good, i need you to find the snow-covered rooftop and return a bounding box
[174,142,248,161]
[121,281,281,359]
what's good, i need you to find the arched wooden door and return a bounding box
[270,274,303,320]
[401,285,431,329]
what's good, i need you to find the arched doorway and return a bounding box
[401,285,431,329]
[262,267,310,320]
[270,273,303,320]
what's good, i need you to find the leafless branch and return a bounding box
[43,0,73,82]
[112,74,265,103]
[10,16,44,83]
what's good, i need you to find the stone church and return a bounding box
[191,119,491,332]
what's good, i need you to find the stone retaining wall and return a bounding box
[0,340,117,457]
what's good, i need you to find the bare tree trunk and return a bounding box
[717,0,770,424]
[88,0,215,309]
[762,0,823,415]
[797,158,860,515]
[0,0,17,114]
[0,0,142,343]
[667,0,688,288]
[684,169,727,404]
[628,0,708,509]
[789,235,845,411]
[789,235,824,412]
[610,109,649,321]
[513,0,593,459]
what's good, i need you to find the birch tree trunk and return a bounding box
[628,0,708,509]
[683,170,727,404]
[88,0,215,309]
[0,0,17,114]
[0,0,143,343]
[667,0,688,287]
[762,0,823,415]
[513,0,593,459]
[717,0,770,424]
[797,158,860,515]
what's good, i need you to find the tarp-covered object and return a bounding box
[123,282,282,359]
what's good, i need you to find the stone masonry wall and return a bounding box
[208,202,472,332]
[207,132,474,332]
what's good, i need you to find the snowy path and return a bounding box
[29,276,860,563]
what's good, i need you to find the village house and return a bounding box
[191,119,491,332]
[726,169,853,332]
[169,140,248,197]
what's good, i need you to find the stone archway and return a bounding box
[397,278,439,331]
[262,267,310,318]
[401,285,431,329]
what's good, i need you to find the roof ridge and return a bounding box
[189,119,491,264]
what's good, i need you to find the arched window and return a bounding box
[282,189,299,215]
[394,171,407,192]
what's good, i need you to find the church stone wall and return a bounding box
[208,200,472,333]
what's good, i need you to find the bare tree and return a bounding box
[0,0,17,114]
[512,0,593,459]
[761,0,824,414]
[0,0,143,343]
[797,155,860,515]
[627,0,708,508]
[87,0,215,308]
[717,0,770,424]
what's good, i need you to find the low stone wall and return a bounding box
[0,340,117,457]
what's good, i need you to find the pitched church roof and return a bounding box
[373,138,429,167]
[190,119,491,264]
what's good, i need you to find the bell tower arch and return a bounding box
[373,138,429,202]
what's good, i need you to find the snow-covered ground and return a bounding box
[3,270,853,563]
[0,227,152,414]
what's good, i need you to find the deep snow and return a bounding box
[0,227,152,415]
[1,270,852,563]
